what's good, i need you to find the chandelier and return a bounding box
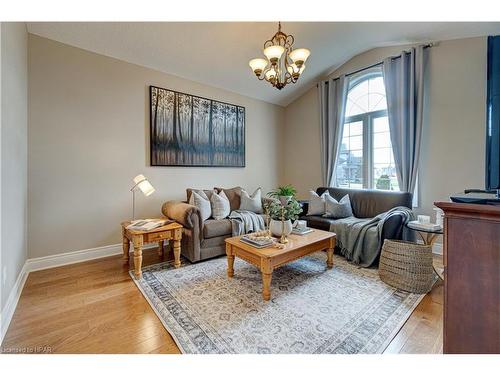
[249,22,310,90]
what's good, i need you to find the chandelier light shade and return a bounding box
[289,48,310,67]
[249,22,310,90]
[263,45,285,62]
[248,58,268,75]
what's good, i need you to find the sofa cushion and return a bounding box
[240,188,263,213]
[210,190,231,220]
[303,215,336,231]
[307,190,329,216]
[215,186,242,212]
[324,194,353,219]
[188,191,211,222]
[203,219,232,239]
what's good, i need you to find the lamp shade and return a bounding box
[265,68,277,81]
[287,63,305,75]
[289,48,310,66]
[263,45,285,62]
[133,174,155,196]
[249,58,268,74]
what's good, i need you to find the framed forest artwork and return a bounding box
[150,85,245,167]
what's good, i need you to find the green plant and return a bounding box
[264,198,303,221]
[376,174,391,190]
[267,184,297,198]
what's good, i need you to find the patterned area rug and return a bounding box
[131,253,426,354]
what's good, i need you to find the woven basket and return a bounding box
[379,239,434,294]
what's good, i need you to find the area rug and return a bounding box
[131,253,426,354]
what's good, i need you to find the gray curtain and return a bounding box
[318,75,348,187]
[382,46,426,194]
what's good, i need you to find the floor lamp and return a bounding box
[130,174,155,220]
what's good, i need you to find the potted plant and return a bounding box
[264,199,303,237]
[267,184,297,205]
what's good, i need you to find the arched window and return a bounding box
[335,67,399,191]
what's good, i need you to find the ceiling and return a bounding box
[27,22,500,107]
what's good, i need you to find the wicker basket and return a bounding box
[379,239,434,293]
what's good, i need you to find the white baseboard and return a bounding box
[0,241,158,344]
[25,242,158,273]
[0,262,29,345]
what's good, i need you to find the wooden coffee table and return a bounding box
[225,229,336,301]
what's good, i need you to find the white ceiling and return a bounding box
[27,22,500,107]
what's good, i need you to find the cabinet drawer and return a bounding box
[146,231,172,242]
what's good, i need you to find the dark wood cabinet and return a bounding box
[435,202,500,354]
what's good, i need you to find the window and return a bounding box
[335,68,399,191]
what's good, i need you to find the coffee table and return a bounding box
[225,229,336,301]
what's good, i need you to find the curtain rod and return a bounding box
[319,43,435,85]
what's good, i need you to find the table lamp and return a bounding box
[130,174,155,220]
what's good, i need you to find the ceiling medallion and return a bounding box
[249,22,311,90]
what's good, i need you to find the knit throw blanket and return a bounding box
[229,210,266,236]
[329,206,414,267]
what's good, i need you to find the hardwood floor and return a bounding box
[1,249,443,354]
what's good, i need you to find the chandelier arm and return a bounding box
[257,64,274,81]
[285,35,294,50]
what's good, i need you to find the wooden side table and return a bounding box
[121,221,183,279]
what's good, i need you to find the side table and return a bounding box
[406,222,444,280]
[121,221,183,279]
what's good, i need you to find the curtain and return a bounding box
[383,46,427,194]
[318,75,348,187]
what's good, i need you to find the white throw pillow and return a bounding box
[189,190,211,222]
[210,190,231,220]
[239,188,263,214]
[307,190,329,216]
[323,194,353,219]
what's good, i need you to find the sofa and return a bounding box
[162,187,272,263]
[300,187,413,259]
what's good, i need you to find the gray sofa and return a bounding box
[162,187,271,263]
[300,187,413,259]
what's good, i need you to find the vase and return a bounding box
[278,195,292,205]
[269,219,293,237]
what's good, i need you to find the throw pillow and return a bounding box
[323,194,353,219]
[214,186,241,212]
[210,190,231,220]
[239,188,263,213]
[186,188,214,202]
[188,190,211,222]
[307,190,329,216]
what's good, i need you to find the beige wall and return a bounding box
[1,23,28,311]
[28,35,284,258]
[282,37,487,219]
[25,34,489,257]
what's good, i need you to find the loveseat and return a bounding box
[162,187,272,263]
[300,187,413,262]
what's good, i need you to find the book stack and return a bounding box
[407,220,442,232]
[292,227,313,235]
[240,234,274,249]
[126,219,172,231]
